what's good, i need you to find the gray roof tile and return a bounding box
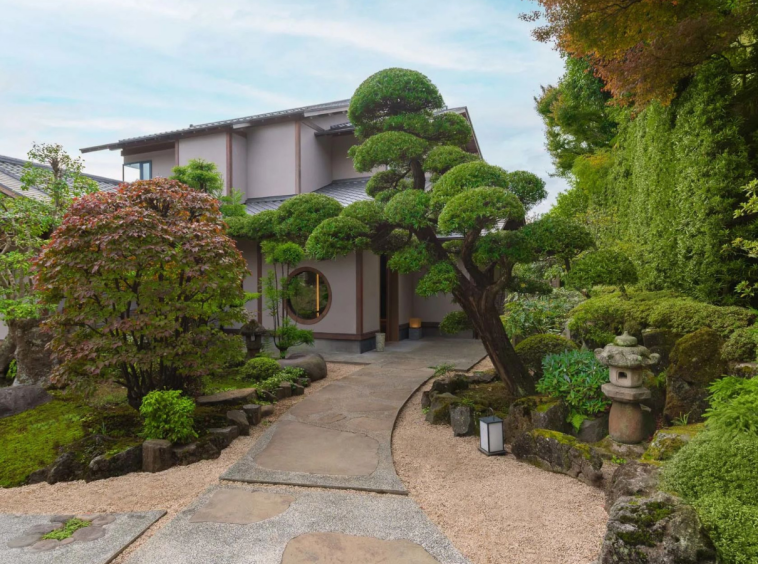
[244,177,371,215]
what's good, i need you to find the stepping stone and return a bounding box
[25,522,62,534]
[281,532,441,564]
[255,421,379,476]
[31,539,60,551]
[91,515,116,527]
[189,489,295,525]
[50,515,74,523]
[197,388,257,406]
[7,534,43,548]
[72,526,106,542]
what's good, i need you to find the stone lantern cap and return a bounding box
[594,332,660,369]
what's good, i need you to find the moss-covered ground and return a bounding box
[458,381,513,419]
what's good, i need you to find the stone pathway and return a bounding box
[222,338,486,493]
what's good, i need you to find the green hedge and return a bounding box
[515,334,578,379]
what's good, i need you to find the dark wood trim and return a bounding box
[312,331,379,341]
[386,267,399,342]
[295,121,301,194]
[285,266,332,325]
[421,322,440,328]
[174,141,179,167]
[399,323,409,331]
[256,242,263,324]
[356,251,363,335]
[226,131,233,196]
[121,142,174,157]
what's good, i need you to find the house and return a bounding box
[79,99,480,353]
[0,154,122,341]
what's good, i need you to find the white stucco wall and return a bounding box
[234,238,260,318]
[231,134,247,196]
[300,124,332,194]
[331,135,363,180]
[123,148,175,179]
[246,122,297,199]
[178,133,228,190]
[410,269,462,323]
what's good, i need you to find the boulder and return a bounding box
[512,429,604,487]
[642,328,680,371]
[47,453,84,484]
[466,369,498,384]
[208,426,239,450]
[291,383,305,396]
[430,374,469,395]
[425,392,458,425]
[420,391,432,410]
[593,437,647,462]
[450,405,476,436]
[503,397,570,444]
[173,440,220,465]
[598,492,717,564]
[227,410,250,436]
[0,385,52,419]
[641,424,704,463]
[278,382,292,399]
[261,405,275,417]
[196,388,258,406]
[664,328,727,423]
[576,415,609,443]
[7,318,53,387]
[87,445,142,481]
[605,461,661,512]
[278,353,327,382]
[243,404,262,425]
[142,439,174,473]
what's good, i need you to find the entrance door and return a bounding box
[379,256,399,342]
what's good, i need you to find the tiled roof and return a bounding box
[244,177,371,215]
[0,154,120,201]
[316,107,471,137]
[81,99,351,153]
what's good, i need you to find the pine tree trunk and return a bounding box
[7,317,53,386]
[0,331,15,379]
[454,289,534,397]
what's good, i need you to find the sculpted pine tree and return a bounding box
[301,68,594,396]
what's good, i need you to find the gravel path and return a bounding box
[392,365,608,564]
[0,362,362,563]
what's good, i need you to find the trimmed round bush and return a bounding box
[242,357,281,382]
[139,390,197,444]
[515,334,578,378]
[721,326,758,362]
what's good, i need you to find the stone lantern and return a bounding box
[595,332,659,444]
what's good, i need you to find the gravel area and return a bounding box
[392,373,608,564]
[0,362,362,564]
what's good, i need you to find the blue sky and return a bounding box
[0,0,568,212]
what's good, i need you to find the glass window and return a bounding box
[123,161,152,181]
[287,268,331,323]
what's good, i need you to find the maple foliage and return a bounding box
[526,0,758,106]
[35,178,251,408]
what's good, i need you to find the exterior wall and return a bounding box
[178,133,228,189]
[231,134,248,195]
[123,148,174,179]
[245,122,297,199]
[410,271,462,324]
[331,135,363,180]
[362,252,381,334]
[235,238,260,318]
[300,124,332,194]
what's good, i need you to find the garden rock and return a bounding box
[641,328,680,370]
[88,444,142,481]
[467,369,497,384]
[512,429,604,487]
[450,404,476,436]
[278,353,327,381]
[227,410,250,436]
[430,374,469,395]
[504,397,570,443]
[420,391,432,409]
[243,404,262,425]
[142,439,174,473]
[641,424,703,463]
[7,317,53,386]
[208,426,239,450]
[0,385,52,419]
[173,439,219,464]
[291,383,305,396]
[425,392,458,425]
[664,328,727,423]
[605,461,661,512]
[576,415,609,443]
[26,468,49,485]
[47,452,84,484]
[261,405,275,417]
[598,492,717,564]
[278,382,293,399]
[197,388,258,406]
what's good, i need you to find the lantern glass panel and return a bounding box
[479,415,505,454]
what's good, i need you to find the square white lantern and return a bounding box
[479,415,506,456]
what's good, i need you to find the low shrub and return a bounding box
[256,367,306,392]
[537,349,610,419]
[564,249,638,292]
[721,326,758,362]
[241,357,281,382]
[139,390,197,444]
[703,377,758,439]
[515,334,578,378]
[694,494,758,564]
[502,289,585,341]
[439,311,473,335]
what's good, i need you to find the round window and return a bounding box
[287,268,331,324]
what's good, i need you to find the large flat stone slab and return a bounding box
[189,489,295,524]
[196,388,257,406]
[255,421,379,476]
[0,511,165,564]
[281,532,441,563]
[124,486,469,564]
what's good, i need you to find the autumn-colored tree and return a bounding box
[525,0,758,106]
[35,178,251,408]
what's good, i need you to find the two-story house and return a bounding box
[82,99,481,353]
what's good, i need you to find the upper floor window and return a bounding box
[123,161,152,182]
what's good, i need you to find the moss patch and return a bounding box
[642,423,704,462]
[0,398,89,487]
[458,381,513,419]
[532,428,594,460]
[42,518,91,541]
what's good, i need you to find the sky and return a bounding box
[0,0,568,212]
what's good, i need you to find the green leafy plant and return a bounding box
[514,333,578,379]
[139,390,198,444]
[256,367,304,393]
[502,290,585,341]
[565,249,638,294]
[42,518,91,541]
[537,349,610,419]
[219,189,247,218]
[704,377,758,439]
[170,158,224,197]
[721,326,758,362]
[611,456,627,465]
[5,359,16,382]
[429,363,455,378]
[671,413,690,427]
[241,357,281,382]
